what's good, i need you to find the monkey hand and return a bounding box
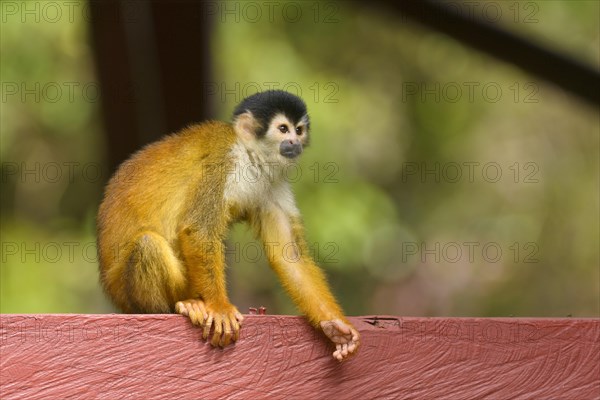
[175,299,244,347]
[320,319,360,362]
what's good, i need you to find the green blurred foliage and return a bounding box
[1,1,598,317]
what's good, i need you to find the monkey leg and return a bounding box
[125,231,187,313]
[176,228,244,347]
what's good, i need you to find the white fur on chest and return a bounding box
[224,140,299,216]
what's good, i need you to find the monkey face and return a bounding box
[232,90,311,165]
[266,114,310,160]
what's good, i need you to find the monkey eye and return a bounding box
[278,124,289,133]
[295,127,303,135]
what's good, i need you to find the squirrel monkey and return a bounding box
[97,90,360,361]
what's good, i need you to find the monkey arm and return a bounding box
[255,204,360,361]
[255,205,347,327]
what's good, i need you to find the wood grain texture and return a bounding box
[1,315,598,399]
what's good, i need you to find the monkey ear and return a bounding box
[234,112,258,140]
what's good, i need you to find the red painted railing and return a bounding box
[1,315,598,399]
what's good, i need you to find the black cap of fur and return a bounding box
[233,90,309,136]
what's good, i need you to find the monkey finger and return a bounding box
[235,312,244,325]
[188,312,201,326]
[229,315,240,341]
[211,314,223,347]
[186,303,203,326]
[341,343,349,357]
[333,346,343,362]
[197,302,208,321]
[203,314,214,340]
[179,302,202,326]
[191,302,206,326]
[347,341,357,354]
[175,301,188,316]
[220,317,232,347]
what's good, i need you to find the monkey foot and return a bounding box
[320,319,360,362]
[175,299,244,347]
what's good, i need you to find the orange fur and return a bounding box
[97,117,358,358]
[98,121,236,312]
[249,210,347,327]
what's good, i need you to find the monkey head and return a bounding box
[232,90,310,163]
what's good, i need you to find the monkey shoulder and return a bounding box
[99,121,238,230]
[179,121,237,151]
[107,121,236,185]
